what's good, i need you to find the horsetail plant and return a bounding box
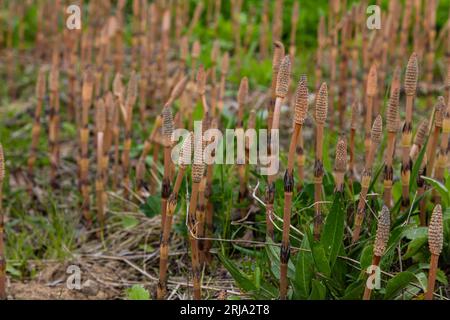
[280,77,308,300]
[425,204,443,300]
[364,64,377,162]
[80,66,95,224]
[237,77,249,219]
[95,98,107,230]
[383,89,399,208]
[157,133,192,300]
[28,67,46,193]
[313,82,328,239]
[122,71,138,199]
[434,102,450,204]
[426,97,445,180]
[349,100,358,188]
[401,53,418,209]
[112,73,124,190]
[161,105,174,231]
[0,144,5,300]
[334,137,347,193]
[363,205,390,300]
[352,115,383,243]
[267,52,290,240]
[49,50,60,187]
[188,133,205,300]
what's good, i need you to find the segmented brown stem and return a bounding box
[28,67,46,193]
[0,144,5,299]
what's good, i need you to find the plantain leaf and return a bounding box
[321,192,345,267]
[403,236,427,260]
[420,176,450,206]
[293,237,313,299]
[384,271,416,299]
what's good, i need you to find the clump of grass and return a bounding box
[352,115,383,243]
[400,52,418,209]
[280,77,308,299]
[425,204,443,300]
[313,82,328,239]
[363,205,390,300]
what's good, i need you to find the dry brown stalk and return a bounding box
[289,1,299,59]
[191,40,201,82]
[210,42,220,117]
[401,53,418,209]
[157,133,192,300]
[80,67,95,224]
[0,144,5,300]
[49,48,60,187]
[315,16,326,90]
[364,64,378,162]
[352,115,383,243]
[410,119,429,162]
[329,31,338,130]
[397,0,413,65]
[259,0,270,59]
[217,52,229,116]
[112,73,124,190]
[338,17,350,129]
[313,82,328,240]
[197,65,209,114]
[95,98,106,230]
[28,67,46,192]
[272,0,283,42]
[363,205,390,300]
[348,100,359,185]
[122,72,138,199]
[425,204,443,300]
[189,133,205,300]
[383,89,399,208]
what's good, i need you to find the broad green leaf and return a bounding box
[342,280,365,300]
[293,237,313,299]
[308,279,327,300]
[420,176,450,206]
[120,215,139,229]
[218,252,255,292]
[311,242,331,278]
[360,245,373,271]
[403,236,427,260]
[321,192,345,267]
[265,239,295,280]
[384,271,416,299]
